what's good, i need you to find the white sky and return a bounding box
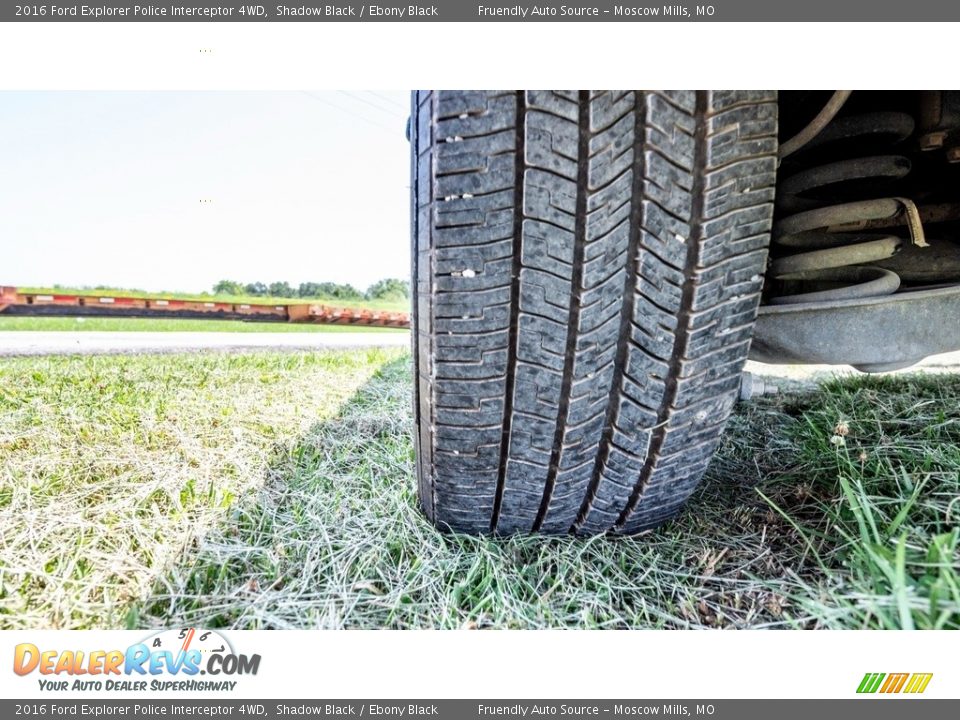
[0,91,411,294]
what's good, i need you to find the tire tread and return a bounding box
[412,90,777,535]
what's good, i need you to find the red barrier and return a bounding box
[0,287,410,328]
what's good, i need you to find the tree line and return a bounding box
[212,278,410,301]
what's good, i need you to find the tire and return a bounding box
[410,91,778,535]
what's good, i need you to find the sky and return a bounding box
[0,91,411,294]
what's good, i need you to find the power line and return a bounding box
[299,91,396,132]
[367,91,408,111]
[338,90,406,120]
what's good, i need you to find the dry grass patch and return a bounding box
[0,348,403,628]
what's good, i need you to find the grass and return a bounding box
[0,349,402,628]
[1,351,958,629]
[19,286,410,313]
[0,316,406,333]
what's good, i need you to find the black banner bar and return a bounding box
[3,700,958,719]
[4,1,960,22]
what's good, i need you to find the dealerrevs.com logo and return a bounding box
[13,628,260,693]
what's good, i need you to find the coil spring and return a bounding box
[770,97,928,306]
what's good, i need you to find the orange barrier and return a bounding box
[0,287,410,329]
[287,303,410,328]
[0,286,16,313]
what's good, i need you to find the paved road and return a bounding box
[0,331,411,356]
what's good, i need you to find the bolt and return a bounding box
[920,131,947,151]
[739,371,780,401]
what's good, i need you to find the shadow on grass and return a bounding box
[135,360,960,630]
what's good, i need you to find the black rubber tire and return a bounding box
[410,91,778,535]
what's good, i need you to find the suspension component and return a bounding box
[753,91,960,372]
[778,90,852,159]
[768,103,921,306]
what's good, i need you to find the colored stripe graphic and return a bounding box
[904,673,934,694]
[857,673,885,693]
[880,673,909,693]
[857,672,932,694]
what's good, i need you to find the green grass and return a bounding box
[0,316,406,333]
[19,286,410,313]
[2,352,958,629]
[0,349,403,628]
